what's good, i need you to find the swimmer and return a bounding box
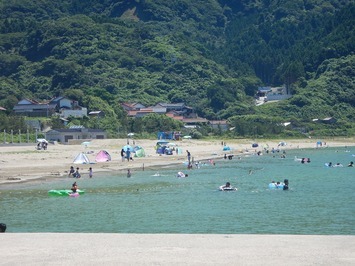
[177,172,188,178]
[219,182,237,191]
[221,182,231,189]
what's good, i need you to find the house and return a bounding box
[89,111,105,117]
[321,117,336,124]
[209,120,229,131]
[256,87,272,98]
[154,103,195,118]
[13,96,87,118]
[127,108,154,118]
[256,86,292,104]
[126,107,166,118]
[45,126,107,143]
[51,96,87,118]
[122,102,197,119]
[121,102,146,112]
[13,99,57,117]
[182,117,209,129]
[166,111,184,121]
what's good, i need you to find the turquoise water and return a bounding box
[1,147,354,234]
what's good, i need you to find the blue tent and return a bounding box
[123,145,133,152]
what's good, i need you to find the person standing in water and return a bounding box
[127,169,131,178]
[186,150,191,164]
[283,179,289,190]
[88,167,93,178]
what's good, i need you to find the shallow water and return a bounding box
[1,147,354,234]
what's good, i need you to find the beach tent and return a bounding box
[223,146,231,151]
[95,150,111,162]
[278,141,287,147]
[133,146,145,157]
[252,143,258,148]
[81,141,91,148]
[157,140,169,146]
[134,148,146,157]
[73,152,90,164]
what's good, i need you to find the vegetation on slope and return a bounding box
[0,0,354,136]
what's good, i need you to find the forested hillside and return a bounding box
[0,0,354,136]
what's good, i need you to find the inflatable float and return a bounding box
[48,189,85,196]
[325,163,343,167]
[294,156,311,163]
[268,183,285,189]
[269,179,289,190]
[219,186,237,191]
[177,172,188,178]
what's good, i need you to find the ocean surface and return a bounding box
[1,146,354,234]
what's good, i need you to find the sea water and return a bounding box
[1,146,354,234]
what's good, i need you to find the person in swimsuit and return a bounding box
[71,182,78,193]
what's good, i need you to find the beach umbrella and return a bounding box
[127,133,135,137]
[182,135,192,139]
[123,145,133,152]
[167,142,176,146]
[81,141,91,148]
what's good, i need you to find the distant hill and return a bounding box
[0,0,354,135]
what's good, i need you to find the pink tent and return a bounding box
[95,150,111,162]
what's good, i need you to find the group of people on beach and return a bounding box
[121,148,133,162]
[68,166,93,178]
[36,141,48,150]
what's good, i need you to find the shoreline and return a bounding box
[1,137,354,187]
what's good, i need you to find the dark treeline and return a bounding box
[0,0,354,136]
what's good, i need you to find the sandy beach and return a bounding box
[1,137,354,185]
[0,233,354,265]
